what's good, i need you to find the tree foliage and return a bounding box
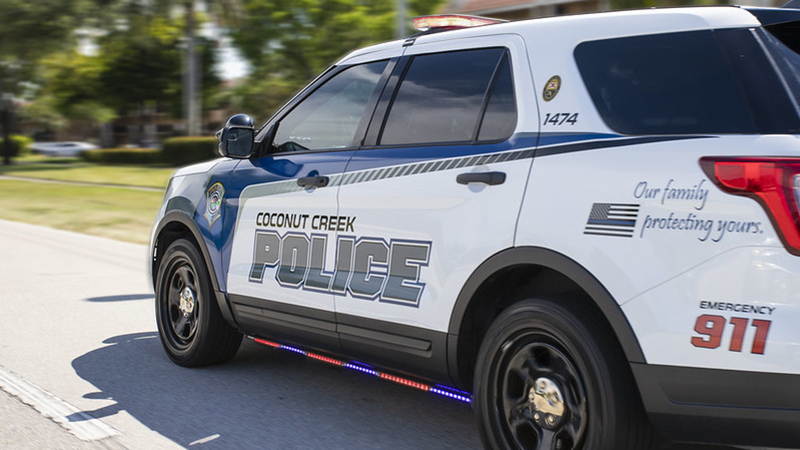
[7,0,447,155]
[0,0,88,163]
[35,52,115,125]
[225,0,446,119]
[26,2,221,146]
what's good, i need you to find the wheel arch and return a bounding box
[447,246,646,390]
[152,210,238,327]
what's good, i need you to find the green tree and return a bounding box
[30,6,222,147]
[180,0,244,136]
[0,0,87,164]
[225,0,445,119]
[100,12,221,145]
[33,52,115,132]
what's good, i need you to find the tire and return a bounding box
[474,298,654,450]
[155,238,242,366]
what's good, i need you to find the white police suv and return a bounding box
[151,6,800,449]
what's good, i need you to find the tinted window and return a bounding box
[716,28,800,134]
[575,31,756,134]
[380,48,506,145]
[273,60,387,152]
[761,26,800,115]
[478,55,516,141]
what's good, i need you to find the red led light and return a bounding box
[700,156,800,255]
[379,373,430,391]
[254,338,281,348]
[412,15,505,32]
[250,336,471,403]
[307,352,343,366]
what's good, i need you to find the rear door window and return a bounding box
[379,48,515,145]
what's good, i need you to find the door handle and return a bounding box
[456,171,506,186]
[297,176,330,188]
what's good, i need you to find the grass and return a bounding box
[0,178,164,244]
[0,158,175,189]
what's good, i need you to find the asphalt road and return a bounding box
[0,219,779,450]
[0,219,479,450]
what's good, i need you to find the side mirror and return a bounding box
[217,114,255,158]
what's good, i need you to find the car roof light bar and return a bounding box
[412,14,506,32]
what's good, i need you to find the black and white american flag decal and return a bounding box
[584,203,640,238]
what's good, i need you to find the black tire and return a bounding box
[474,298,654,450]
[155,238,242,366]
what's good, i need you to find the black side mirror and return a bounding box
[217,114,255,158]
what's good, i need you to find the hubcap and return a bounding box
[530,377,565,429]
[179,287,195,316]
[163,263,200,346]
[496,341,587,450]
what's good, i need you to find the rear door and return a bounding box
[333,35,538,378]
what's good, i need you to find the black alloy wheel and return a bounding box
[495,338,587,449]
[474,298,654,450]
[155,238,242,366]
[164,256,200,348]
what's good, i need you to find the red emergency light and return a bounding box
[412,14,506,32]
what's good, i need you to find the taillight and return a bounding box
[700,157,800,255]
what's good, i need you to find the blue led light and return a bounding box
[430,387,472,403]
[281,345,306,355]
[435,385,472,396]
[344,363,378,376]
[251,336,472,404]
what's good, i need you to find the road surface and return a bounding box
[0,219,479,449]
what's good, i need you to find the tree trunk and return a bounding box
[184,0,201,136]
[100,122,113,149]
[396,0,406,40]
[0,71,11,165]
[138,101,146,147]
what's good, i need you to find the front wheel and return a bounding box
[155,238,242,366]
[474,298,654,450]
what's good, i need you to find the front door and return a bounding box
[225,59,393,350]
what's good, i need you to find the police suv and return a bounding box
[151,6,800,449]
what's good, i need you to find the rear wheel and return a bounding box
[155,238,242,366]
[474,298,653,450]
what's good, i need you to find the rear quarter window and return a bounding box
[574,30,757,135]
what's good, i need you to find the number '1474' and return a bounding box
[691,314,771,355]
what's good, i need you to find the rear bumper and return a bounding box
[633,363,800,447]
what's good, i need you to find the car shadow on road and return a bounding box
[71,332,480,450]
[84,294,154,302]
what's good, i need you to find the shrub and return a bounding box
[160,137,218,165]
[81,147,161,164]
[0,135,33,157]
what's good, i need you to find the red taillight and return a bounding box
[700,156,800,255]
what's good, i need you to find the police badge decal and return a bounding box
[542,75,561,102]
[204,182,224,226]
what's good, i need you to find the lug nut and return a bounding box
[546,415,556,426]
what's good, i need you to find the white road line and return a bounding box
[0,365,119,441]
